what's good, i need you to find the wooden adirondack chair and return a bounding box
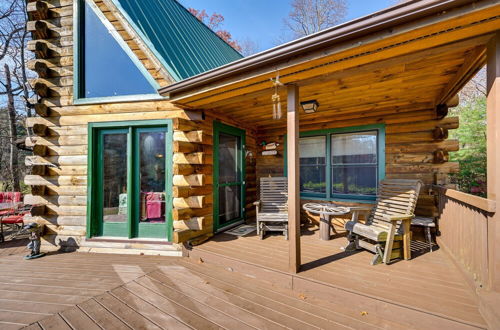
[344,179,423,265]
[254,177,288,240]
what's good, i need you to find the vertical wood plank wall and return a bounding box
[436,190,491,289]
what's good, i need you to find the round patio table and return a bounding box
[303,203,350,241]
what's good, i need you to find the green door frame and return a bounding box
[96,128,129,237]
[87,119,173,241]
[213,121,246,232]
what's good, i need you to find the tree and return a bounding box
[239,38,260,57]
[449,93,487,196]
[459,67,486,103]
[283,0,347,39]
[188,8,242,53]
[0,0,33,192]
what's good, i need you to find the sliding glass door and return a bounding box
[88,120,172,240]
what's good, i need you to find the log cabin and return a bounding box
[24,1,500,325]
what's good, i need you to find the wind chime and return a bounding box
[271,73,283,120]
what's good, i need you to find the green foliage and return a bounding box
[449,97,487,196]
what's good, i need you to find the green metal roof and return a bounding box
[111,0,243,82]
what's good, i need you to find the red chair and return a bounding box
[0,193,24,243]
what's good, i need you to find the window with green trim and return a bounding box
[75,0,159,102]
[295,125,385,202]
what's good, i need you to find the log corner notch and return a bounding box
[27,1,51,21]
[436,104,449,120]
[432,126,449,140]
[171,115,213,244]
[433,149,449,164]
[436,94,459,119]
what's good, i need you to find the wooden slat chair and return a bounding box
[254,177,288,240]
[344,179,423,265]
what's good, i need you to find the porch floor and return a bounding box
[0,230,487,329]
[188,225,487,329]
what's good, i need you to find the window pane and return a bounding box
[82,1,156,98]
[300,136,326,194]
[332,165,377,196]
[219,133,239,183]
[331,131,377,164]
[102,133,128,223]
[139,131,166,223]
[219,185,241,225]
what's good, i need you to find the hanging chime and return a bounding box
[271,73,283,120]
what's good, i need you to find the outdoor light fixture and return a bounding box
[300,100,319,113]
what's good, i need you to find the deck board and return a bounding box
[190,227,486,328]
[0,239,174,329]
[1,230,487,329]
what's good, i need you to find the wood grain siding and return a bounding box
[255,106,459,226]
[24,0,205,249]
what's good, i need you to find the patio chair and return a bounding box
[0,202,31,243]
[254,177,288,240]
[344,179,422,265]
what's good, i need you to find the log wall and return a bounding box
[255,106,459,229]
[25,0,460,250]
[24,0,243,250]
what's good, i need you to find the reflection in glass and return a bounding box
[102,134,128,223]
[219,185,241,225]
[331,131,378,196]
[299,136,326,194]
[218,132,242,226]
[139,131,166,223]
[219,133,239,183]
[82,1,156,98]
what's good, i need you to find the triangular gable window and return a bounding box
[78,0,157,99]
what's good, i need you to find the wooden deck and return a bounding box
[0,231,487,329]
[188,226,487,329]
[0,239,173,329]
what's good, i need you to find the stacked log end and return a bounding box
[25,0,70,225]
[171,117,214,243]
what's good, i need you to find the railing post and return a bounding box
[287,84,301,273]
[487,32,500,292]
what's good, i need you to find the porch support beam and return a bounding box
[287,84,301,273]
[487,32,500,292]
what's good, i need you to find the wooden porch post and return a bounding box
[287,84,301,273]
[487,32,500,292]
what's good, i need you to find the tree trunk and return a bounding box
[5,64,20,191]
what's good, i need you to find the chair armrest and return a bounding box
[383,213,414,221]
[254,201,260,213]
[350,206,374,223]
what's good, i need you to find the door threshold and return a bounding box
[216,220,245,233]
[87,237,172,245]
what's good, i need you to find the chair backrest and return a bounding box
[259,177,288,211]
[0,192,22,203]
[367,179,423,232]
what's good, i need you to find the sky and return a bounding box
[179,0,396,52]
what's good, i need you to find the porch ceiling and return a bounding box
[161,0,500,131]
[203,38,487,132]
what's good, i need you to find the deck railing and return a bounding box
[434,186,496,289]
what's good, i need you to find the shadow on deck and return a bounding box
[0,227,487,329]
[188,225,487,329]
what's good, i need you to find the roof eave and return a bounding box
[158,0,479,97]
